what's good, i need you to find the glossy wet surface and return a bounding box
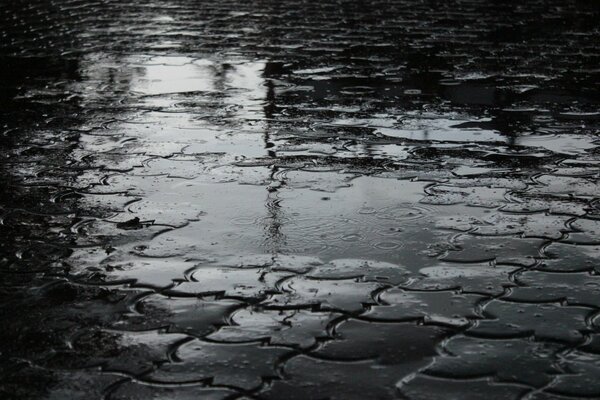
[1,1,599,399]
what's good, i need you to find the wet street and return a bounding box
[1,0,599,399]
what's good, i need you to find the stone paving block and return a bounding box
[306,258,410,285]
[364,289,484,326]
[91,258,196,288]
[314,319,451,365]
[469,300,591,343]
[530,175,600,199]
[260,355,415,400]
[1,0,599,398]
[500,197,589,217]
[109,381,236,400]
[579,333,600,354]
[1,365,123,400]
[53,329,189,375]
[407,263,516,296]
[539,242,600,272]
[547,352,600,397]
[425,335,563,387]
[563,218,600,244]
[165,266,289,300]
[271,255,325,273]
[263,276,381,313]
[208,308,336,348]
[526,392,579,400]
[147,340,290,390]
[126,295,242,336]
[442,235,544,266]
[509,270,600,307]
[44,370,124,400]
[469,213,571,240]
[398,375,529,400]
[422,184,508,208]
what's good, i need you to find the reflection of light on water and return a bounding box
[325,111,505,143]
[75,51,272,154]
[128,56,269,123]
[79,53,269,107]
[129,56,268,102]
[517,134,597,155]
[378,112,504,143]
[130,57,218,95]
[226,62,267,96]
[152,15,175,22]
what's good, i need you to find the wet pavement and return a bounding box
[0,0,599,399]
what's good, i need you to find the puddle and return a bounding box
[1,0,599,398]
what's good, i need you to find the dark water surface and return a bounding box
[1,0,599,398]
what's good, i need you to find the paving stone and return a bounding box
[307,258,410,285]
[530,175,600,199]
[407,263,516,296]
[539,242,600,272]
[469,300,591,343]
[500,197,589,217]
[563,218,600,244]
[263,276,381,313]
[260,355,414,400]
[579,333,600,354]
[469,213,571,240]
[165,266,289,300]
[1,0,599,398]
[425,335,563,387]
[442,235,544,266]
[364,289,484,326]
[92,258,196,288]
[44,370,124,400]
[422,185,508,208]
[55,329,189,375]
[207,308,336,348]
[398,375,529,400]
[547,351,600,397]
[271,255,325,273]
[314,319,452,365]
[147,340,290,390]
[526,392,579,400]
[109,381,236,400]
[509,270,600,307]
[125,295,242,336]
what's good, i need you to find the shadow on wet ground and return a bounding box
[0,0,599,399]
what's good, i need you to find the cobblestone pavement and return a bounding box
[1,0,599,399]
